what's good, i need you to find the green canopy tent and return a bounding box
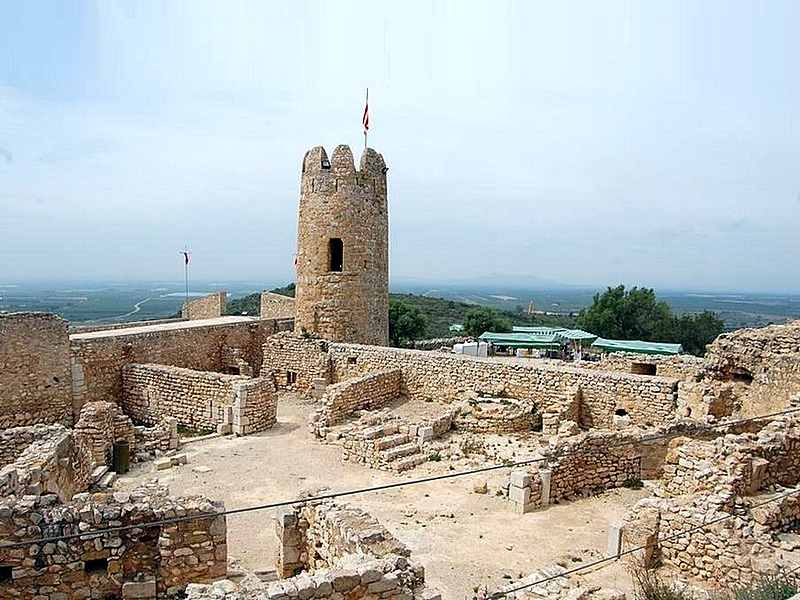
[590,338,682,356]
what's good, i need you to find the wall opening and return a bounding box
[84,558,108,576]
[328,238,343,272]
[733,372,753,384]
[0,566,11,584]
[631,363,657,375]
[615,408,628,417]
[223,366,240,375]
[348,357,357,365]
[287,371,298,385]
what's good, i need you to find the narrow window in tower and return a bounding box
[329,238,344,272]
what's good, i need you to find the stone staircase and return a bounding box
[342,422,428,473]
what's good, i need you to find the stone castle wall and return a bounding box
[260,291,296,319]
[122,364,277,435]
[0,424,92,501]
[0,312,73,429]
[71,317,277,410]
[182,291,227,320]
[294,145,389,346]
[263,334,679,429]
[69,317,186,335]
[0,484,226,598]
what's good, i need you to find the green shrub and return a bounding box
[729,573,798,600]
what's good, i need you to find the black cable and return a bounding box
[1,406,797,551]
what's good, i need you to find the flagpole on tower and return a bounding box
[362,88,369,150]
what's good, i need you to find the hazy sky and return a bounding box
[1,1,798,293]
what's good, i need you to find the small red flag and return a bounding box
[183,251,190,266]
[362,94,369,133]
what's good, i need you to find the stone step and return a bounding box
[373,433,410,451]
[380,442,420,462]
[393,454,428,473]
[362,424,398,440]
[91,465,109,483]
[98,471,117,488]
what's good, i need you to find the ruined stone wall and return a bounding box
[182,291,227,320]
[71,317,276,409]
[319,369,402,428]
[122,364,277,435]
[263,333,332,392]
[0,484,226,598]
[74,401,135,467]
[697,320,800,417]
[457,399,537,434]
[294,145,389,346]
[0,424,92,501]
[273,501,423,600]
[0,312,73,429]
[623,415,800,585]
[333,345,678,427]
[260,291,296,319]
[579,352,703,380]
[262,334,679,428]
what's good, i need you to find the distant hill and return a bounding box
[225,284,576,338]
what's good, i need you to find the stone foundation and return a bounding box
[314,369,402,431]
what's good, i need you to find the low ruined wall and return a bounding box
[579,352,703,381]
[0,424,92,501]
[74,401,136,467]
[182,291,227,320]
[260,291,296,319]
[623,416,800,585]
[263,333,679,429]
[273,501,422,600]
[71,317,277,410]
[0,484,226,598]
[0,312,73,429]
[457,398,537,434]
[122,364,277,435]
[319,369,402,428]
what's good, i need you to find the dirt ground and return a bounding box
[116,394,649,599]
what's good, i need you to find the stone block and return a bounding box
[510,470,531,488]
[417,426,434,442]
[154,458,172,471]
[122,579,157,599]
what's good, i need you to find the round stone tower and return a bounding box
[294,144,389,345]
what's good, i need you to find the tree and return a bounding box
[576,285,673,341]
[388,300,426,347]
[576,285,724,356]
[463,306,512,338]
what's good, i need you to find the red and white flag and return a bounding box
[362,89,369,133]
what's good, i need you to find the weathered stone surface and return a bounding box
[0,312,73,429]
[294,145,389,346]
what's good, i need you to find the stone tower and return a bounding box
[294,144,389,345]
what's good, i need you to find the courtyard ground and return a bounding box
[117,394,649,599]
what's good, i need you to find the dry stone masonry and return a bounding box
[0,312,73,429]
[0,483,226,598]
[122,364,277,435]
[263,333,679,429]
[294,145,389,346]
[181,291,227,320]
[260,291,296,320]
